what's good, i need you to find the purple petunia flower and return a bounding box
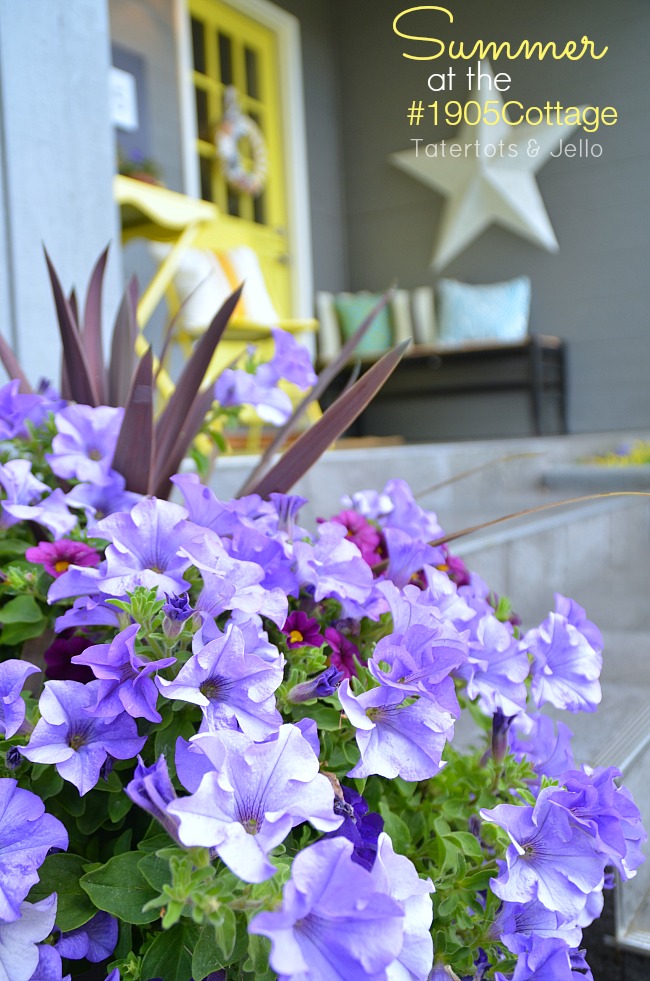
[368,622,466,705]
[494,936,593,981]
[249,836,405,980]
[21,681,146,795]
[215,368,293,425]
[55,910,118,963]
[287,666,344,703]
[339,681,456,781]
[25,540,101,578]
[281,610,326,649]
[72,624,174,723]
[494,898,583,955]
[328,509,383,566]
[157,622,282,738]
[522,613,602,713]
[0,894,59,981]
[168,725,342,883]
[261,328,317,390]
[460,615,530,717]
[292,521,375,617]
[47,404,124,484]
[125,755,180,843]
[65,470,141,520]
[554,594,603,653]
[510,713,576,783]
[0,379,46,440]
[481,791,605,920]
[162,593,194,622]
[325,785,384,871]
[0,780,68,922]
[29,944,70,981]
[0,461,76,538]
[0,659,40,738]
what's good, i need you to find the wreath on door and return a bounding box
[214,86,268,197]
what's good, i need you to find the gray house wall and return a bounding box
[0,0,121,387]
[332,0,650,433]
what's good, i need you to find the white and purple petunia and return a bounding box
[0,779,68,922]
[339,681,456,781]
[249,836,406,981]
[168,725,342,882]
[522,611,602,713]
[71,623,174,723]
[21,680,146,796]
[0,659,40,738]
[157,621,282,738]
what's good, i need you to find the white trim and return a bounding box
[173,0,314,319]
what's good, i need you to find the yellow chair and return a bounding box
[115,175,320,448]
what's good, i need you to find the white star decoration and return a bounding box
[390,61,583,270]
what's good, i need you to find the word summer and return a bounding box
[393,6,608,62]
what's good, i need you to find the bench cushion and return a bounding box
[437,276,531,347]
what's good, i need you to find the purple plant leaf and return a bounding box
[0,333,32,394]
[239,289,394,496]
[44,249,99,407]
[82,246,109,405]
[108,276,138,407]
[243,339,409,498]
[152,385,215,500]
[153,285,242,477]
[68,288,79,327]
[112,348,154,494]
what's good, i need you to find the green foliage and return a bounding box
[80,852,161,925]
[28,853,96,931]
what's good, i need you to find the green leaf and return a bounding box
[28,854,96,931]
[378,803,411,855]
[459,868,497,891]
[0,594,43,623]
[0,539,29,558]
[80,851,159,924]
[444,832,484,860]
[140,922,200,981]
[216,906,237,962]
[138,853,172,893]
[30,764,64,801]
[0,617,48,647]
[192,923,225,980]
[108,791,133,823]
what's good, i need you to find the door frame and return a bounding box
[173,0,314,318]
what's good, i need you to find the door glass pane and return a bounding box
[191,18,206,74]
[227,188,240,217]
[199,158,213,202]
[195,88,210,142]
[253,192,266,225]
[218,32,233,85]
[244,46,260,99]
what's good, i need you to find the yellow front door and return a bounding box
[188,0,292,317]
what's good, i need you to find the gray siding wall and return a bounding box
[333,0,650,433]
[0,0,121,386]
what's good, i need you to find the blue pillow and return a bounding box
[437,277,531,346]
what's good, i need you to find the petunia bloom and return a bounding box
[0,659,40,738]
[522,613,602,713]
[249,836,405,980]
[282,610,326,649]
[21,681,146,795]
[0,780,68,922]
[55,910,118,962]
[168,725,342,883]
[126,755,181,843]
[47,404,124,484]
[0,894,59,981]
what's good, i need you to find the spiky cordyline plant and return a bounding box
[0,248,406,500]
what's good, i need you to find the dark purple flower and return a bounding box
[282,610,326,649]
[163,593,194,622]
[491,709,517,763]
[325,786,384,871]
[0,660,40,738]
[287,666,344,703]
[56,910,118,962]
[249,837,405,979]
[0,779,68,922]
[44,631,96,683]
[25,539,101,578]
[22,681,146,795]
[325,626,360,679]
[72,624,174,723]
[126,755,180,842]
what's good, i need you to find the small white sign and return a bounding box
[110,66,139,132]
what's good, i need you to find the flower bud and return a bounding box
[287,666,344,703]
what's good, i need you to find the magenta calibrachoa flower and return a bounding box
[168,725,342,882]
[72,623,175,723]
[25,539,101,578]
[0,659,40,737]
[249,836,407,981]
[21,680,146,795]
[0,779,68,922]
[157,622,282,738]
